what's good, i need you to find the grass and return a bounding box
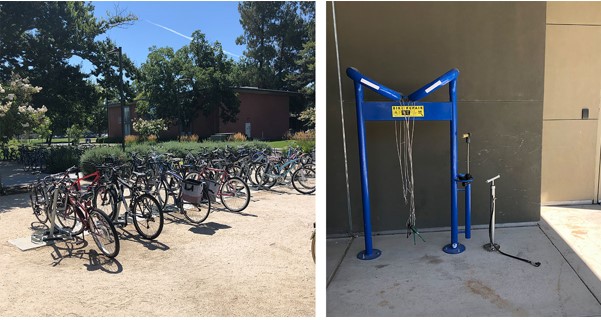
[27,138,97,144]
[267,140,296,149]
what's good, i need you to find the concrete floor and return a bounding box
[327,208,601,316]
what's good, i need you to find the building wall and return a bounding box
[107,92,290,140]
[219,92,290,140]
[107,104,137,138]
[541,2,601,204]
[327,2,546,235]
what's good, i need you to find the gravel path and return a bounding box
[0,185,315,316]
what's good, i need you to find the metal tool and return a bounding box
[484,175,540,267]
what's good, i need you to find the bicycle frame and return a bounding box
[265,157,302,182]
[72,170,103,191]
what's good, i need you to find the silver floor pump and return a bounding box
[484,175,501,252]
[484,175,541,267]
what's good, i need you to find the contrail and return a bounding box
[145,19,240,58]
[145,19,192,40]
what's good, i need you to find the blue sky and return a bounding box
[73,1,245,72]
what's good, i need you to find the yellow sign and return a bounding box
[392,106,424,117]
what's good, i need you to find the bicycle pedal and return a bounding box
[114,219,126,226]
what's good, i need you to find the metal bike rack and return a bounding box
[347,67,473,260]
[31,185,73,244]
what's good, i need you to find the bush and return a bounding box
[290,130,315,153]
[124,135,138,144]
[147,134,158,144]
[66,124,83,145]
[78,141,274,173]
[45,146,82,173]
[179,134,199,142]
[229,132,247,142]
[79,146,127,174]
[132,118,167,140]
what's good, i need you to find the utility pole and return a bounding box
[118,47,125,152]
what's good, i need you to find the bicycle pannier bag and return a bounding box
[182,179,203,203]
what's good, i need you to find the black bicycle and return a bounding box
[93,165,164,240]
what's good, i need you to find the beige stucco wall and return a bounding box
[541,2,601,203]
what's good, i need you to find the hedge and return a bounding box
[78,141,273,174]
[45,146,83,173]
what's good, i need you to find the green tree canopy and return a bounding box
[235,1,315,128]
[138,31,240,134]
[0,2,137,139]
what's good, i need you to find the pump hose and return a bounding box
[488,194,541,267]
[496,248,541,267]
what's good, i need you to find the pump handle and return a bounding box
[486,175,501,184]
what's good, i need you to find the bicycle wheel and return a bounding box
[93,185,117,221]
[132,194,164,240]
[160,173,181,209]
[219,177,251,212]
[56,199,77,230]
[292,166,315,194]
[29,184,48,224]
[255,164,277,189]
[88,208,120,258]
[183,188,211,223]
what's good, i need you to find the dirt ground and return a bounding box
[0,185,315,317]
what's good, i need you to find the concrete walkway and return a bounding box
[327,208,601,316]
[0,161,48,192]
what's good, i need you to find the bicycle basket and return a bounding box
[182,179,204,203]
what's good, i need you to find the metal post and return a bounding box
[118,47,125,152]
[354,82,381,260]
[443,79,465,254]
[465,183,471,239]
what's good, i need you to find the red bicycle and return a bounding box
[50,178,120,258]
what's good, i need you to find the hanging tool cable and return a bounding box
[395,100,425,244]
[484,175,540,267]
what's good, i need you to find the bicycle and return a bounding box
[292,164,316,195]
[255,153,303,190]
[50,180,120,258]
[93,165,164,240]
[29,168,80,224]
[186,165,251,213]
[147,156,212,224]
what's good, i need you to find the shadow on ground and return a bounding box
[49,238,123,274]
[0,193,31,213]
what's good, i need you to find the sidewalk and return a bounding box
[327,208,601,316]
[0,161,48,192]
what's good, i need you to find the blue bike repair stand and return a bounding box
[347,67,473,260]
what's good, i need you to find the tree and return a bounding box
[0,74,48,141]
[235,1,315,128]
[287,2,315,128]
[138,31,240,134]
[0,2,137,140]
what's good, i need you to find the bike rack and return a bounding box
[31,185,73,244]
[346,67,473,260]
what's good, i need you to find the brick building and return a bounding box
[108,87,294,140]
